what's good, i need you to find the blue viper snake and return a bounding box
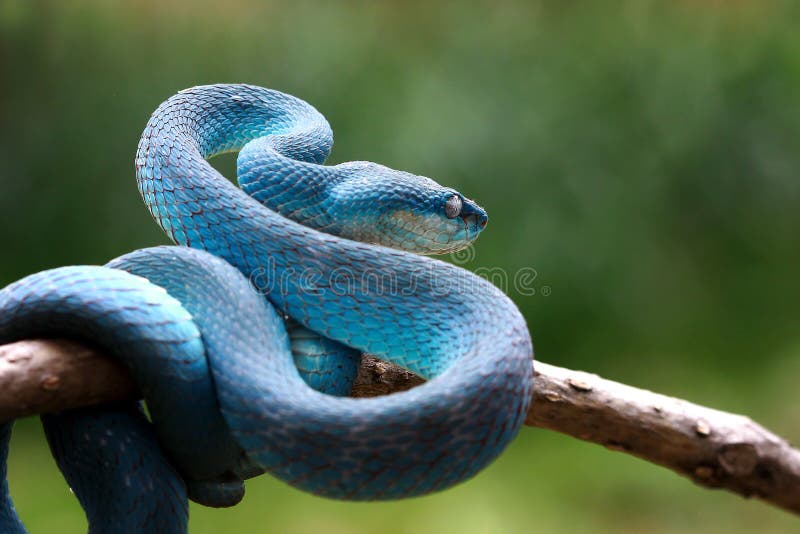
[0,84,534,533]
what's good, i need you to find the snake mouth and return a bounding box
[458,199,488,239]
[442,212,486,252]
[461,213,488,234]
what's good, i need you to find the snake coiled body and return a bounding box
[0,84,533,533]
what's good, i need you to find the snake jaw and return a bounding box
[463,198,488,227]
[458,198,488,234]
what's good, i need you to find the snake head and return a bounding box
[333,162,488,255]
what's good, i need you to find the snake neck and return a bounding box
[236,137,345,235]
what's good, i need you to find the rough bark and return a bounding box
[2,340,799,515]
[0,340,136,421]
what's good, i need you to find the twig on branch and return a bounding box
[2,340,799,515]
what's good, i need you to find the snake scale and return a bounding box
[0,84,534,533]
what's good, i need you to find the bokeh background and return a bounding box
[2,1,800,532]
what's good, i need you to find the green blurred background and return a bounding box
[2,0,800,532]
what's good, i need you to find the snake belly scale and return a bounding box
[0,84,534,533]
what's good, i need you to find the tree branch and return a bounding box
[2,340,799,515]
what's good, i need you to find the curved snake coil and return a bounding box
[0,84,534,533]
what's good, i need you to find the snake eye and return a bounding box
[444,195,462,219]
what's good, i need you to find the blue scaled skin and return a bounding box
[0,84,533,533]
[238,146,488,254]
